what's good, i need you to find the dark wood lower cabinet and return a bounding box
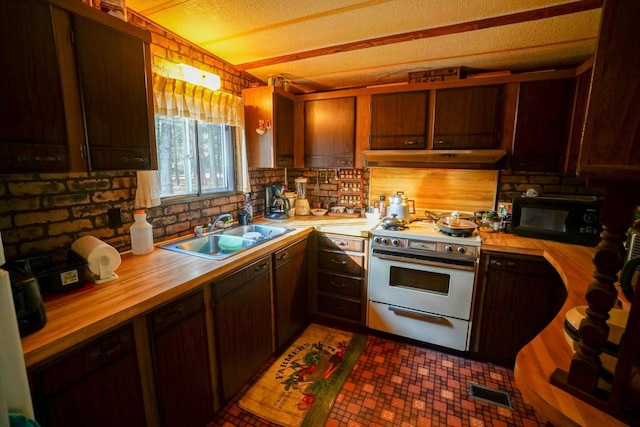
[274,239,308,350]
[148,291,213,427]
[30,325,146,427]
[213,256,274,402]
[471,251,567,367]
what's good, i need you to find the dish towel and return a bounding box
[135,171,161,208]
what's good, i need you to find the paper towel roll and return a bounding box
[0,269,35,420]
[71,236,121,282]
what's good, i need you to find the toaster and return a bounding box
[9,270,47,336]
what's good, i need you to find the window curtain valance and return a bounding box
[152,72,250,193]
[153,73,244,127]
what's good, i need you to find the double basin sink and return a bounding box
[160,224,294,261]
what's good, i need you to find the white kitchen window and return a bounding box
[155,115,236,197]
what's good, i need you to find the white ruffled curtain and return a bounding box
[153,73,250,193]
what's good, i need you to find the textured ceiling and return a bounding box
[127,0,602,93]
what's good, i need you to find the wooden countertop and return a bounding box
[21,217,621,425]
[20,217,373,368]
[480,231,625,427]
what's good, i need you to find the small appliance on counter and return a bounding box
[510,194,602,246]
[294,177,310,216]
[7,269,47,337]
[265,182,290,220]
[5,249,88,293]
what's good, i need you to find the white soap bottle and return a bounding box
[130,209,154,255]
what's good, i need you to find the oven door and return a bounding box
[368,251,475,320]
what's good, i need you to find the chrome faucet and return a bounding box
[212,213,233,230]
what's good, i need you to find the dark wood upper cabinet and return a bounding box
[433,86,503,149]
[74,15,155,171]
[370,91,428,149]
[511,79,574,172]
[0,0,156,173]
[304,97,356,167]
[243,86,295,168]
[579,0,640,180]
[0,1,71,173]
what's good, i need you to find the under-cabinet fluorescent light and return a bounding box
[177,63,221,91]
[154,58,221,91]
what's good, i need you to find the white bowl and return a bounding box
[330,206,345,213]
[311,208,327,216]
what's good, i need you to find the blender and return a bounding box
[294,178,310,215]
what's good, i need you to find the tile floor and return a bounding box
[209,331,546,427]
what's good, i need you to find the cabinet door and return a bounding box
[512,79,574,172]
[149,291,213,427]
[433,86,502,149]
[304,97,356,167]
[579,0,640,180]
[30,325,146,427]
[73,15,154,171]
[274,93,295,167]
[213,257,273,402]
[244,86,295,168]
[274,239,308,349]
[370,92,428,149]
[0,0,70,173]
[472,252,566,367]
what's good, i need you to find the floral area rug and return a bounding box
[238,323,367,427]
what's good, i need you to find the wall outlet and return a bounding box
[108,208,123,228]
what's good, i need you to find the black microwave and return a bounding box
[511,195,602,246]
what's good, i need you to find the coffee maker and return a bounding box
[265,183,290,220]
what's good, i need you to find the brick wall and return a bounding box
[497,171,605,203]
[0,11,264,260]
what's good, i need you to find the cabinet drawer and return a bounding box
[485,253,556,276]
[317,272,362,298]
[370,136,426,150]
[150,291,204,334]
[37,325,135,394]
[317,234,364,253]
[318,251,364,276]
[214,256,271,299]
[317,294,362,321]
[274,239,307,268]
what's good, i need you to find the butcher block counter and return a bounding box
[19,216,375,368]
[480,232,626,427]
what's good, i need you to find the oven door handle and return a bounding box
[388,306,452,326]
[372,251,475,272]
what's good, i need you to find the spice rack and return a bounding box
[338,169,363,206]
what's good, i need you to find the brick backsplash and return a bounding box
[497,171,605,203]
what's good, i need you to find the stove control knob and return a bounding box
[381,238,389,245]
[391,239,400,247]
[373,236,382,244]
[457,246,466,254]
[444,245,453,252]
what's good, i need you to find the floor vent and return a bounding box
[467,383,513,409]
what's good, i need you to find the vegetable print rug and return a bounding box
[238,323,367,427]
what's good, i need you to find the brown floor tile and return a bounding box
[209,331,547,427]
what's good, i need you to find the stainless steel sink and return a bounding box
[160,224,294,260]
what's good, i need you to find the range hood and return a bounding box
[362,149,507,169]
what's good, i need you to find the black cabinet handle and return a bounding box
[277,252,289,260]
[403,140,420,145]
[435,140,455,146]
[255,262,269,271]
[329,281,347,289]
[155,306,185,324]
[331,240,347,246]
[89,334,129,363]
[330,258,347,265]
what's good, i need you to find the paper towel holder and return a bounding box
[94,256,118,284]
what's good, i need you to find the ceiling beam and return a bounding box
[234,0,603,71]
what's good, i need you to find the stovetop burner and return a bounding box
[439,229,473,238]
